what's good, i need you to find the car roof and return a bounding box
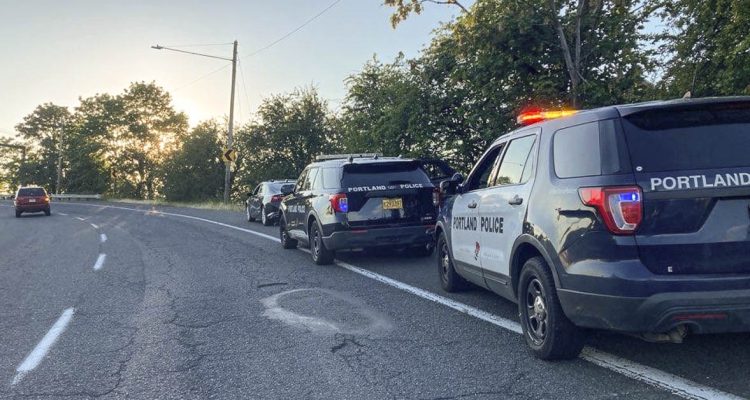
[308,157,417,168]
[491,96,750,146]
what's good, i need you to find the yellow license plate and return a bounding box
[382,198,403,210]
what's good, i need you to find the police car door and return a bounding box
[450,144,506,284]
[286,168,309,236]
[478,133,537,292]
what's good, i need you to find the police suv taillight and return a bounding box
[578,186,642,235]
[329,193,348,213]
[432,188,440,207]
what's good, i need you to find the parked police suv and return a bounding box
[436,97,750,360]
[279,154,439,264]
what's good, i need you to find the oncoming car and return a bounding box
[246,180,295,226]
[279,154,439,264]
[436,97,750,360]
[14,186,51,217]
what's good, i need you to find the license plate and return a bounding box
[382,198,403,210]
[28,199,36,203]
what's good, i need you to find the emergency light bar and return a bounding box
[517,109,579,126]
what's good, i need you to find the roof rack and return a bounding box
[315,153,382,161]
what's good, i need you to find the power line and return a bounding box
[173,64,230,92]
[244,0,342,58]
[238,58,252,119]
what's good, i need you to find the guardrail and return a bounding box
[0,193,102,200]
[51,194,102,201]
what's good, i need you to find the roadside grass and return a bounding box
[106,198,245,212]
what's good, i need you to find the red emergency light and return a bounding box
[517,109,579,125]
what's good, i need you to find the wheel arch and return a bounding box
[510,235,561,300]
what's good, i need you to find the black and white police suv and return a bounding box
[279,154,439,264]
[436,97,750,360]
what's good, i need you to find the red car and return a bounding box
[14,187,51,217]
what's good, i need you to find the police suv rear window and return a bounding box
[18,188,46,196]
[341,162,431,192]
[623,103,750,172]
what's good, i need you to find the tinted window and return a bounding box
[623,104,750,172]
[18,188,46,196]
[267,182,293,194]
[467,144,505,191]
[294,169,308,192]
[321,168,341,189]
[494,136,536,186]
[421,160,454,181]
[554,122,601,178]
[342,162,431,187]
[302,168,318,191]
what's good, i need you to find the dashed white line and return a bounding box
[53,202,744,400]
[58,212,68,216]
[12,308,75,385]
[89,223,99,229]
[100,233,107,243]
[75,217,86,221]
[93,253,106,271]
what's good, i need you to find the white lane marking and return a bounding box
[58,212,68,216]
[75,217,86,221]
[89,223,99,229]
[53,203,744,400]
[100,233,107,243]
[93,253,106,271]
[12,308,75,385]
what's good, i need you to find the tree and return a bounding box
[234,87,339,196]
[384,0,468,27]
[14,103,71,192]
[657,0,750,97]
[162,121,225,201]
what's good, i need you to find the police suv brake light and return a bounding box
[329,193,348,213]
[578,186,642,235]
[517,109,578,126]
[432,188,440,207]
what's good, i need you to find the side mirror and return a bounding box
[439,173,465,195]
[247,192,253,197]
[280,186,293,196]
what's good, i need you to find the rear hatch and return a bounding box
[341,160,436,228]
[623,101,750,274]
[16,188,48,205]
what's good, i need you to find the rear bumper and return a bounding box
[557,255,750,333]
[559,288,750,334]
[15,204,50,213]
[322,225,436,251]
[264,203,281,220]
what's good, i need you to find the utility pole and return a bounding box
[56,129,63,194]
[224,40,238,204]
[151,41,239,203]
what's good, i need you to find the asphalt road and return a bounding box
[1,201,749,399]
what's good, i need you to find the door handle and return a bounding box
[467,201,478,209]
[508,195,523,206]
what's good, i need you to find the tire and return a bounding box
[261,206,272,226]
[310,222,334,265]
[246,205,255,222]
[44,208,51,216]
[279,216,297,249]
[437,232,468,292]
[518,256,586,360]
[15,210,21,218]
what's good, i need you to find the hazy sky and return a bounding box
[0,0,469,138]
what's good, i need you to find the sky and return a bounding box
[0,0,469,139]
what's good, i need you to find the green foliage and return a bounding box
[234,87,339,196]
[162,121,225,201]
[14,103,72,191]
[658,0,750,97]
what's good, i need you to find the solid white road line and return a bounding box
[12,308,75,385]
[93,253,106,271]
[100,233,107,243]
[54,202,744,400]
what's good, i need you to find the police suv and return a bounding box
[436,97,750,360]
[279,154,439,264]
